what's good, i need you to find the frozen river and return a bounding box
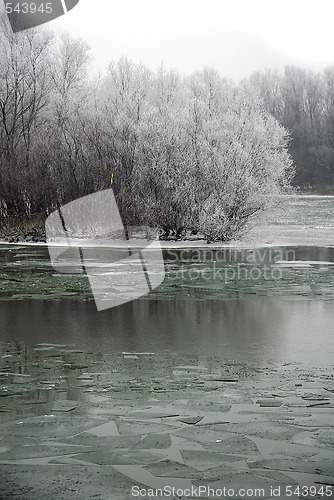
[0,196,334,368]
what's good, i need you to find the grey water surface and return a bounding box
[1,196,334,368]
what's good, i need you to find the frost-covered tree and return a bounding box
[106,68,294,241]
[0,15,54,218]
[186,76,294,241]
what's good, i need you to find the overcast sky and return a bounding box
[4,0,334,80]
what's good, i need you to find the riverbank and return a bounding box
[0,216,46,244]
[2,195,334,248]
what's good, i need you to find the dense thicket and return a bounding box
[0,19,294,241]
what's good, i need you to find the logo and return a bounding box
[45,189,165,311]
[3,0,80,33]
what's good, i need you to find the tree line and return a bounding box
[0,17,304,241]
[250,66,334,192]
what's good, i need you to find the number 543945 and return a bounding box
[5,3,53,14]
[286,485,332,497]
